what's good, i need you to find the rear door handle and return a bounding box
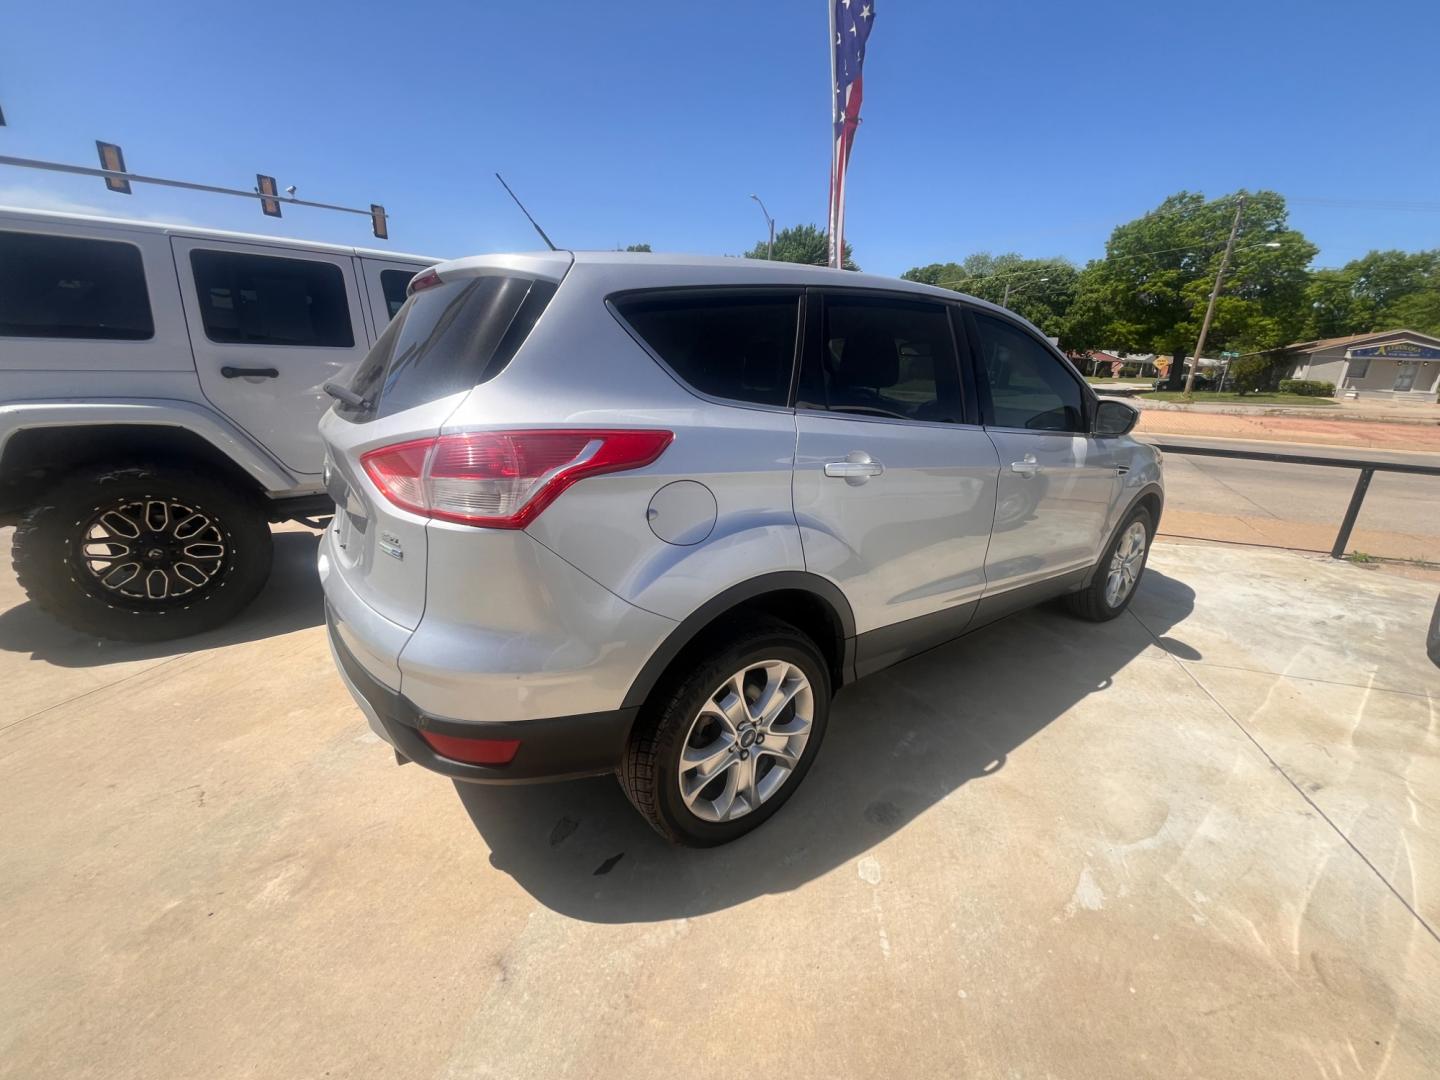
[221,366,279,379]
[824,453,884,485]
[1010,454,1039,477]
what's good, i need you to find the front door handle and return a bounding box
[221,366,280,379]
[824,452,884,485]
[1010,454,1039,477]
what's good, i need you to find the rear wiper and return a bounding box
[322,382,369,409]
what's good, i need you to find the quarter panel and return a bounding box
[524,409,805,621]
[398,529,676,722]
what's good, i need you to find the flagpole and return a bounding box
[827,0,839,268]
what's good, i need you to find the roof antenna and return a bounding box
[494,172,558,251]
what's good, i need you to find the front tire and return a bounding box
[1064,505,1154,622]
[619,617,831,847]
[12,464,274,642]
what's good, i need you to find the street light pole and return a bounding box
[750,193,775,260]
[1183,196,1246,397]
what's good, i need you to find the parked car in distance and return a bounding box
[0,207,436,640]
[320,252,1163,846]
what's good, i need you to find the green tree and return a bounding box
[744,223,857,270]
[1064,190,1316,384]
[623,243,652,252]
[903,253,1079,341]
[1302,249,1440,338]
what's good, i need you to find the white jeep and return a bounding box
[0,206,435,640]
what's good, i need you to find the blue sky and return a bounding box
[3,0,1437,275]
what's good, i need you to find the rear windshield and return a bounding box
[335,274,556,421]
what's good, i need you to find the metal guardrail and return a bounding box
[1148,441,1440,560]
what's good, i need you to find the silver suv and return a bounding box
[320,252,1162,846]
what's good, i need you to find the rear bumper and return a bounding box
[328,606,636,783]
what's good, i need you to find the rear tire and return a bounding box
[12,463,273,642]
[619,616,831,847]
[1064,505,1154,622]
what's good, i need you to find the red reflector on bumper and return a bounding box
[418,730,521,765]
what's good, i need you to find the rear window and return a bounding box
[612,291,800,407]
[190,249,354,348]
[0,231,154,340]
[336,274,557,421]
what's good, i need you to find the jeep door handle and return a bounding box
[1010,454,1039,477]
[221,366,280,379]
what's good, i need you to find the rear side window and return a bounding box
[337,275,557,421]
[190,250,354,347]
[613,291,800,407]
[798,294,963,423]
[971,312,1085,432]
[0,231,153,340]
[380,269,415,319]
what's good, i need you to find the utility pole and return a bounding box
[1001,276,1047,309]
[1183,195,1246,397]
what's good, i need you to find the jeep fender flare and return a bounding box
[0,399,300,493]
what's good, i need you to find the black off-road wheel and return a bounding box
[1064,505,1155,622]
[12,464,273,642]
[619,616,831,847]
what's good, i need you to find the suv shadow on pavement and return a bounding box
[455,570,1197,923]
[0,527,325,667]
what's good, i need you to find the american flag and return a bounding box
[829,0,875,268]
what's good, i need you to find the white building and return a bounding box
[1282,330,1440,402]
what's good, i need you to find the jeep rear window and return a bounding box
[0,231,154,340]
[335,274,557,421]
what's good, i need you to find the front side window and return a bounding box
[799,294,963,423]
[972,312,1085,432]
[613,291,800,407]
[0,231,153,340]
[190,250,354,347]
[380,269,416,319]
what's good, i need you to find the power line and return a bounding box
[1289,195,1440,213]
[927,239,1291,293]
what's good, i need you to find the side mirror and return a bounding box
[1093,399,1139,436]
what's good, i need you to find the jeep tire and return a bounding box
[13,463,273,642]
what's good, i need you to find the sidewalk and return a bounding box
[1136,409,1440,452]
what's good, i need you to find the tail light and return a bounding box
[360,429,673,529]
[408,267,443,294]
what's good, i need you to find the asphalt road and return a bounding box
[1141,435,1440,557]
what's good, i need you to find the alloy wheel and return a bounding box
[677,659,815,823]
[77,498,228,603]
[1104,520,1149,607]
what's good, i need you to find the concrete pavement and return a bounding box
[2,529,1438,1078]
